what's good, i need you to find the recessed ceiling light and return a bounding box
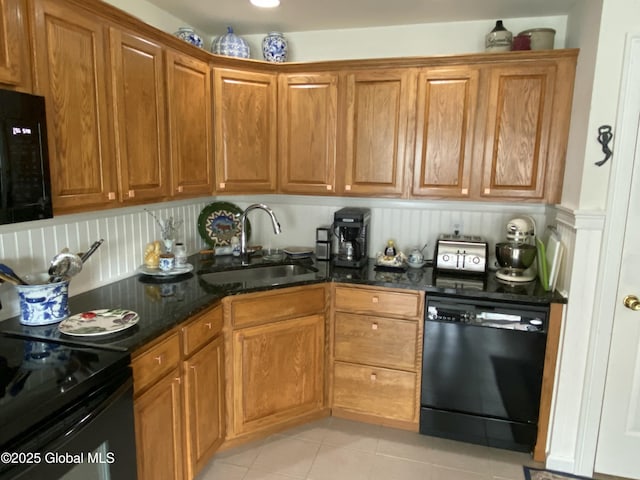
[250,0,280,7]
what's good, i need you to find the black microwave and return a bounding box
[0,88,53,225]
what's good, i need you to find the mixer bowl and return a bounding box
[495,242,537,270]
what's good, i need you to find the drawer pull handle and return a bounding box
[370,373,377,381]
[372,296,379,304]
[154,355,163,365]
[205,322,212,329]
[371,322,378,330]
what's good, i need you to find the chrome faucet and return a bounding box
[238,203,282,265]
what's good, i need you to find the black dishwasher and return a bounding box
[420,294,548,452]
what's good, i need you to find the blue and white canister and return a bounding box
[174,27,204,49]
[15,274,70,326]
[262,32,288,63]
[211,26,251,59]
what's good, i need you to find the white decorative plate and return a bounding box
[137,263,194,277]
[59,309,139,336]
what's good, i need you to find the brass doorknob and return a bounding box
[623,295,640,311]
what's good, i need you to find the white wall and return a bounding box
[242,16,567,61]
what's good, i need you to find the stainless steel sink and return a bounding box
[199,263,318,287]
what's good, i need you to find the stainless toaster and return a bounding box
[434,234,488,274]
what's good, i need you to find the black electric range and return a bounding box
[0,332,132,477]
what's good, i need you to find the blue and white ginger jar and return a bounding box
[262,32,288,63]
[174,27,204,48]
[15,275,70,326]
[211,26,250,59]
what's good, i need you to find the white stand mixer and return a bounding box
[495,216,538,282]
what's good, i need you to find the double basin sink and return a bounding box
[198,261,321,289]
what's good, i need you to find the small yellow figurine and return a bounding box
[144,240,162,268]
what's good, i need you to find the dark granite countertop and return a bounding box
[0,252,566,353]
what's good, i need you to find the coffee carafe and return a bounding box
[333,207,370,268]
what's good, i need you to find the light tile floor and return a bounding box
[197,416,564,480]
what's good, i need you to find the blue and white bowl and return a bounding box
[174,27,204,49]
[15,273,70,326]
[262,32,288,63]
[211,27,250,59]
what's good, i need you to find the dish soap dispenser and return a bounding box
[485,20,513,52]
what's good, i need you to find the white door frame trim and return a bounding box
[576,33,640,476]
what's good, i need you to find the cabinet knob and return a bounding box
[205,322,212,329]
[177,186,184,193]
[107,192,116,200]
[154,355,163,364]
[128,189,135,198]
[370,373,377,381]
[484,188,491,195]
[175,377,181,384]
[326,185,332,191]
[372,296,379,304]
[461,188,468,195]
[371,322,378,330]
[219,182,226,189]
[345,185,352,191]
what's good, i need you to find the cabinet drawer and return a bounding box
[182,305,223,357]
[333,361,416,422]
[334,313,418,371]
[133,333,181,394]
[230,285,325,328]
[334,286,422,319]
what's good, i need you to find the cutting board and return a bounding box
[546,231,564,292]
[536,237,549,291]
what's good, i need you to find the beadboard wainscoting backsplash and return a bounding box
[0,194,553,320]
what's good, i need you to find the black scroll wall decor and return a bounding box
[595,125,613,166]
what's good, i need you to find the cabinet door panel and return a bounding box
[134,370,184,480]
[32,0,116,211]
[214,68,277,193]
[480,64,556,199]
[232,314,324,434]
[184,335,225,479]
[110,28,168,203]
[278,73,338,194]
[341,69,414,196]
[167,51,213,197]
[0,0,30,89]
[412,67,478,198]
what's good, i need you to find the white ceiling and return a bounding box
[144,0,579,36]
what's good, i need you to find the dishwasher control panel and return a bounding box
[426,295,547,332]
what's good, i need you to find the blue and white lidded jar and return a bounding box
[211,26,251,59]
[262,32,288,63]
[174,27,204,48]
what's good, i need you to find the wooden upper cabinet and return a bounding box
[166,51,213,197]
[214,68,277,193]
[339,69,415,197]
[31,0,116,212]
[110,28,169,204]
[0,0,31,89]
[278,73,338,194]
[479,63,557,200]
[411,66,479,198]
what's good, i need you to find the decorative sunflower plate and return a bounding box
[58,309,139,336]
[197,201,250,247]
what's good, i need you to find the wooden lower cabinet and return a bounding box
[184,335,225,479]
[134,367,184,480]
[232,313,325,435]
[132,305,224,480]
[331,284,424,429]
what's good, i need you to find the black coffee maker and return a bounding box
[333,207,371,268]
